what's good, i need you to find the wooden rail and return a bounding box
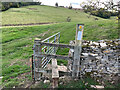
[34,41,74,49]
[35,54,73,60]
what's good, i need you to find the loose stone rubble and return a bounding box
[68,39,120,84]
[90,85,104,89]
[43,80,50,84]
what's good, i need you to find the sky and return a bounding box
[36,0,119,8]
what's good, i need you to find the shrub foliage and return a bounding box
[1,2,41,11]
[82,5,118,19]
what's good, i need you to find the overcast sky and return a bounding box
[36,0,119,8]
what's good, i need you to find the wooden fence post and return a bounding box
[52,59,59,88]
[34,39,42,81]
[72,24,84,78]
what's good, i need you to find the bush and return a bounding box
[118,15,120,20]
[84,10,88,13]
[90,8,111,19]
[1,2,10,11]
[68,6,72,9]
[11,2,20,8]
[67,17,71,22]
[1,2,41,11]
[2,5,5,11]
[111,12,119,16]
[91,10,98,16]
[83,5,113,19]
[102,12,111,19]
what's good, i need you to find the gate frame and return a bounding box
[32,24,84,81]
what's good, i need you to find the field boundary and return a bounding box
[2,22,57,27]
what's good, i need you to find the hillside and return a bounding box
[1,5,119,88]
[2,5,104,25]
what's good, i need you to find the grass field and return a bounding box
[1,5,119,88]
[2,5,104,25]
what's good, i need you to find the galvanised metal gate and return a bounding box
[32,32,60,81]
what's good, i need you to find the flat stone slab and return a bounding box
[91,85,104,89]
[58,65,67,72]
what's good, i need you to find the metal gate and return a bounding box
[32,32,60,81]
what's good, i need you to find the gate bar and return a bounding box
[35,54,73,60]
[34,42,74,49]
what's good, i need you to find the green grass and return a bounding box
[30,81,51,88]
[2,5,104,25]
[1,5,119,88]
[2,21,118,88]
[30,76,98,88]
[58,77,99,88]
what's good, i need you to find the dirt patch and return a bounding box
[9,59,20,66]
[27,8,37,10]
[2,22,57,27]
[12,10,21,12]
[34,29,50,38]
[16,72,34,88]
[42,29,50,37]
[25,58,32,67]
[17,72,31,80]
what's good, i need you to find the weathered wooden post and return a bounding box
[34,39,42,81]
[52,59,59,88]
[72,24,84,78]
[118,1,120,38]
[31,54,35,82]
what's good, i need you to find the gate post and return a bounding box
[34,39,42,81]
[52,59,59,88]
[72,24,84,78]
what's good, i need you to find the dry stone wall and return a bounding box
[69,39,120,84]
